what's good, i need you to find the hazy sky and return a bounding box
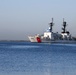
[0,0,76,40]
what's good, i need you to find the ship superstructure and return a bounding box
[41,18,54,42]
[61,19,71,40]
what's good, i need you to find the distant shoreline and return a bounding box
[0,40,76,44]
[0,40,30,42]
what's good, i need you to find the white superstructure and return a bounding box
[44,32,54,40]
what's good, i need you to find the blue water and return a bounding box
[0,42,76,75]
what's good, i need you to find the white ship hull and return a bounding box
[28,36,41,43]
[28,36,76,43]
[28,36,55,43]
[28,36,37,42]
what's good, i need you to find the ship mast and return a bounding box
[49,18,54,32]
[62,18,67,33]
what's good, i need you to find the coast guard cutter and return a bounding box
[28,18,74,43]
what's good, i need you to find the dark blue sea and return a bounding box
[0,42,76,75]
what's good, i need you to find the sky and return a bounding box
[0,0,76,40]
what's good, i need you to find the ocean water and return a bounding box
[0,42,76,75]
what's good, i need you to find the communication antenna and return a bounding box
[62,18,67,33]
[49,18,54,32]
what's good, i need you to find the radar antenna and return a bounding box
[49,18,54,32]
[62,18,67,33]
